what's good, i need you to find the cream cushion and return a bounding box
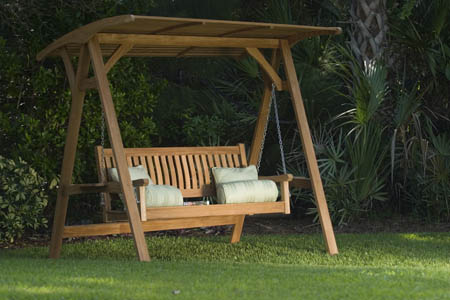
[212,166,278,204]
[211,165,258,184]
[144,185,183,207]
[107,165,153,185]
[216,180,278,204]
[107,165,183,207]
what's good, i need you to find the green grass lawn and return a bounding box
[1,233,449,299]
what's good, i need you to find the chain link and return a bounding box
[256,85,273,172]
[272,84,287,174]
[100,110,106,206]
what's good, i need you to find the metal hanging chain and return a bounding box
[272,83,287,174]
[99,110,106,206]
[256,85,273,172]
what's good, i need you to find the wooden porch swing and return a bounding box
[37,15,341,261]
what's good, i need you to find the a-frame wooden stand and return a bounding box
[50,38,150,261]
[42,15,340,262]
[248,43,338,256]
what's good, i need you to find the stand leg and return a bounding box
[230,215,245,243]
[88,37,150,262]
[280,40,338,255]
[49,46,90,258]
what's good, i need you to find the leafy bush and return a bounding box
[0,156,48,243]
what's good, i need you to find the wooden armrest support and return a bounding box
[132,178,150,187]
[258,174,293,214]
[291,177,311,189]
[63,182,121,195]
[258,174,293,182]
[67,179,149,196]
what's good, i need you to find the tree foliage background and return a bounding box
[0,0,449,242]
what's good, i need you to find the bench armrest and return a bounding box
[258,174,292,214]
[132,178,150,187]
[258,174,293,182]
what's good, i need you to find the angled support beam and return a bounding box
[60,48,76,90]
[49,46,90,259]
[248,49,281,166]
[79,43,134,90]
[88,36,150,262]
[246,47,284,91]
[280,39,338,255]
[104,43,134,73]
[96,33,280,49]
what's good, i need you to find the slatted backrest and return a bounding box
[96,144,248,198]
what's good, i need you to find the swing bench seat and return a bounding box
[63,143,293,243]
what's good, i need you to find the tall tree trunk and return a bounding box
[350,0,389,66]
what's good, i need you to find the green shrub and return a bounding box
[0,155,48,243]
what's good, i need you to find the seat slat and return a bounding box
[227,154,234,167]
[160,155,171,185]
[239,144,248,167]
[105,156,113,169]
[145,156,157,183]
[220,154,228,167]
[138,156,147,170]
[214,154,221,167]
[187,155,197,189]
[201,154,211,184]
[207,154,215,170]
[194,155,204,187]
[153,156,163,185]
[181,155,191,189]
[174,155,184,190]
[167,155,177,187]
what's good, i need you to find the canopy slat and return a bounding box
[38,15,341,60]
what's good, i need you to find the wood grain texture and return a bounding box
[259,174,293,182]
[97,33,280,49]
[49,45,90,259]
[280,180,290,214]
[138,186,147,221]
[238,143,248,167]
[38,15,341,60]
[230,215,245,243]
[281,39,338,255]
[88,36,150,261]
[290,177,312,189]
[37,15,135,61]
[145,202,285,219]
[63,215,242,238]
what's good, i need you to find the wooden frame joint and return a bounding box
[245,47,283,91]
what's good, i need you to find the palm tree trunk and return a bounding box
[350,0,389,66]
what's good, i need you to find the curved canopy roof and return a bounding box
[37,15,341,61]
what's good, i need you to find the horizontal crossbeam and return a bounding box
[63,215,242,238]
[96,33,281,49]
[62,179,150,196]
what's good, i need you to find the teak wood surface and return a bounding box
[41,15,340,261]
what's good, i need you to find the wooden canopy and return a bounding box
[39,15,341,262]
[37,15,341,60]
